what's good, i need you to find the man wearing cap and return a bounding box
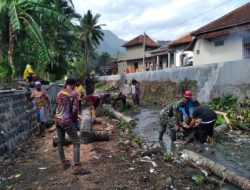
[29,81,51,137]
[179,90,194,123]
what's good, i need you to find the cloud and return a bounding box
[72,0,249,41]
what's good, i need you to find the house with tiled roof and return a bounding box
[118,34,160,73]
[148,33,193,68]
[191,2,250,65]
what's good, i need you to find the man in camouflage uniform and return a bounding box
[159,100,182,141]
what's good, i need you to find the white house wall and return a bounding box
[193,35,243,65]
[175,50,193,67]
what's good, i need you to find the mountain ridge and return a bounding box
[97,30,126,57]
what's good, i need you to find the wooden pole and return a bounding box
[102,104,133,123]
[80,109,94,144]
[181,149,250,190]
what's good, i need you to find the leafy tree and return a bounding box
[78,10,105,72]
[98,52,112,65]
[0,0,68,76]
[41,0,82,80]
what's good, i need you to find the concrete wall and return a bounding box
[126,45,144,60]
[0,84,61,155]
[98,60,250,103]
[193,35,243,65]
[118,61,127,74]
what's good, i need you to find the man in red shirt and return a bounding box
[83,95,101,118]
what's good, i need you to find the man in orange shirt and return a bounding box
[29,81,51,137]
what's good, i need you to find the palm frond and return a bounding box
[0,0,8,13]
[19,12,52,64]
[28,4,72,27]
[9,0,21,30]
[0,60,12,77]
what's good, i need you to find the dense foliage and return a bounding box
[209,95,250,126]
[0,0,107,82]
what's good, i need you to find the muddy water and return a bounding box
[133,108,250,190]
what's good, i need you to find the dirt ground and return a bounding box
[0,115,218,190]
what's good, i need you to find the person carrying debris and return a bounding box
[28,81,51,137]
[83,95,101,118]
[159,100,183,141]
[185,101,217,144]
[54,78,91,174]
[159,97,195,141]
[179,90,194,123]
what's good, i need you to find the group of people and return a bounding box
[159,90,217,144]
[26,64,216,174]
[25,69,102,174]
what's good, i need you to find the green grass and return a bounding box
[117,119,137,133]
[98,108,116,118]
[162,152,173,162]
[215,114,226,126]
[116,139,124,147]
[95,82,109,91]
[118,104,140,116]
[192,175,205,185]
[129,134,141,144]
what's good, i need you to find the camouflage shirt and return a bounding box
[160,101,180,127]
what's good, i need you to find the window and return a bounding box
[214,40,224,47]
[196,50,200,54]
[243,41,250,59]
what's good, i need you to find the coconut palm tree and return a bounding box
[79,10,105,72]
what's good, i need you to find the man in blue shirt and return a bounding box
[179,90,194,122]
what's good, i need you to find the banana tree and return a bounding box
[0,0,69,75]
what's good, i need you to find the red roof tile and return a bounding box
[122,34,159,47]
[193,2,250,36]
[197,24,250,39]
[168,33,192,47]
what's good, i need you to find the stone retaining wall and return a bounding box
[0,84,61,155]
[0,90,37,155]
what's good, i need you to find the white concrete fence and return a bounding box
[98,60,250,102]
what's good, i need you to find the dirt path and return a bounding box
[0,116,219,190]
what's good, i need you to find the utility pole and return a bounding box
[116,51,119,63]
[142,32,146,72]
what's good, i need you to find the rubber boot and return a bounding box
[91,107,96,118]
[170,129,177,142]
[40,123,45,137]
[159,131,165,141]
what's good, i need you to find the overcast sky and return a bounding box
[71,0,249,41]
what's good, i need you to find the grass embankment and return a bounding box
[95,82,110,91]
